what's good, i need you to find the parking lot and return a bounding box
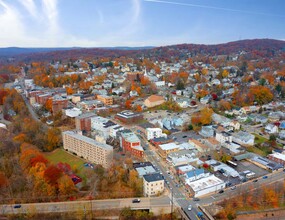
[214,160,270,187]
[170,131,202,143]
[235,160,269,177]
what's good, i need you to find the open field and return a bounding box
[45,148,86,171]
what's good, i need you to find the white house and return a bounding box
[232,131,255,146]
[184,168,209,183]
[143,173,164,197]
[215,131,232,144]
[146,128,164,140]
[229,120,241,130]
[265,124,279,134]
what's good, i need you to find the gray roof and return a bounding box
[143,173,164,182]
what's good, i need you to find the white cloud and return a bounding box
[0,0,144,47]
[18,0,38,18]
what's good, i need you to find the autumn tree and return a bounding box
[46,128,62,152]
[66,87,74,95]
[58,175,77,196]
[219,100,232,111]
[249,85,273,105]
[44,165,62,185]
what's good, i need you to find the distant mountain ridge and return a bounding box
[1,39,284,61]
[0,46,155,57]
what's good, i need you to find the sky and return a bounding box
[0,0,284,47]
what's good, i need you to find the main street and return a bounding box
[140,134,207,220]
[199,169,285,205]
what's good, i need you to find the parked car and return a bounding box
[218,190,224,194]
[13,204,21,209]
[231,186,236,190]
[253,179,258,182]
[188,205,192,211]
[193,197,200,201]
[263,176,268,179]
[132,199,141,203]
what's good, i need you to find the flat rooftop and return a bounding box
[187,175,224,192]
[63,131,113,151]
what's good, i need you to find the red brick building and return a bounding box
[126,72,144,81]
[36,93,52,105]
[121,130,144,158]
[52,97,68,113]
[75,112,96,132]
[150,137,173,148]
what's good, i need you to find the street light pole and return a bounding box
[171,187,174,220]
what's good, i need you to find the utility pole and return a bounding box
[171,187,174,220]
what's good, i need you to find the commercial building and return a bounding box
[97,95,113,106]
[144,95,165,108]
[115,110,143,124]
[268,153,285,166]
[62,131,113,168]
[186,175,225,197]
[143,173,164,197]
[75,112,97,132]
[120,130,144,158]
[150,136,173,148]
[51,95,68,113]
[158,142,180,158]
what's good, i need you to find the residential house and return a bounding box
[268,112,281,122]
[232,131,255,146]
[199,125,215,138]
[229,120,240,130]
[215,131,232,144]
[143,173,164,197]
[175,97,190,108]
[200,95,211,104]
[146,128,165,141]
[188,139,210,153]
[176,164,195,175]
[265,124,279,134]
[255,115,268,124]
[184,169,209,183]
[279,130,285,139]
[129,90,139,97]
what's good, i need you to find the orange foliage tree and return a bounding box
[249,85,273,104]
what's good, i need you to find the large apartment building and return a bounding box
[62,131,113,168]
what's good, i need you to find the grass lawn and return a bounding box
[253,133,268,144]
[247,145,267,157]
[45,148,86,172]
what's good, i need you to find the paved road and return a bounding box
[140,137,205,220]
[0,196,170,215]
[199,170,285,205]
